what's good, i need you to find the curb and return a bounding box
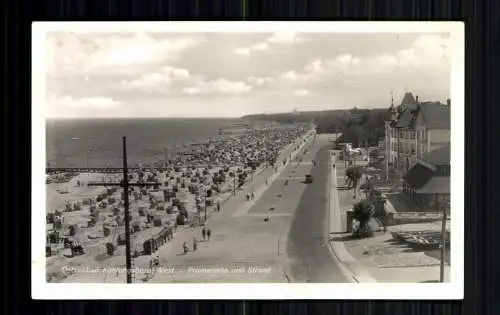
[326,150,377,283]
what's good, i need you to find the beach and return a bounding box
[45,122,314,282]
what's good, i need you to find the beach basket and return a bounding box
[106,242,116,255]
[132,221,142,232]
[166,206,176,214]
[46,213,55,224]
[138,207,147,216]
[48,231,59,244]
[117,233,126,245]
[68,224,79,236]
[54,221,62,230]
[153,216,164,227]
[103,226,111,237]
[116,216,124,226]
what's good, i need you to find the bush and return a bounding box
[353,223,374,239]
[176,213,186,225]
[352,199,375,238]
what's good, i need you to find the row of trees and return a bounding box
[243,107,391,148]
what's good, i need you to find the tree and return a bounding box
[352,199,375,238]
[345,167,364,198]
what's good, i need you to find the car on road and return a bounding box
[305,174,313,184]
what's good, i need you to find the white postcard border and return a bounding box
[32,21,464,300]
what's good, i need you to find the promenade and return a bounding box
[126,130,314,283]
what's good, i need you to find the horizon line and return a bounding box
[44,108,382,120]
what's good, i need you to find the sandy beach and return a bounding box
[45,124,313,283]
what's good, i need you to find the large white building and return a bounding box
[385,92,451,174]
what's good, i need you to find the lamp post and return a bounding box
[200,186,208,222]
[233,175,236,196]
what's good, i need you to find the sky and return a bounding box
[44,31,451,118]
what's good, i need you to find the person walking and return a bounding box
[216,199,221,212]
[206,228,212,241]
[251,192,255,200]
[202,226,207,241]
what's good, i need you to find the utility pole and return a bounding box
[88,137,159,284]
[440,201,450,282]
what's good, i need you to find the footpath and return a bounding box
[327,150,377,283]
[145,129,315,283]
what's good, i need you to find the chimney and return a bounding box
[447,98,451,107]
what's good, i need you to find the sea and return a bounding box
[45,118,241,168]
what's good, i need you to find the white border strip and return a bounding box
[32,22,464,300]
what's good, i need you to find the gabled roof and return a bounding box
[418,102,451,129]
[402,162,436,189]
[421,144,450,166]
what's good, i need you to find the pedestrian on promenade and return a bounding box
[217,200,221,212]
[202,226,206,241]
[265,178,268,186]
[193,237,198,251]
[207,228,212,241]
[246,193,250,201]
[251,192,255,200]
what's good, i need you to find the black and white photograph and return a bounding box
[32,22,464,299]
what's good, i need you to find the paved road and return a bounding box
[286,135,349,283]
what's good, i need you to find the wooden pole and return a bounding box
[121,137,133,284]
[87,137,159,283]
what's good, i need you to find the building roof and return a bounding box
[402,162,436,189]
[421,144,450,166]
[395,110,414,128]
[391,99,450,130]
[400,92,418,111]
[418,102,451,129]
[415,176,450,194]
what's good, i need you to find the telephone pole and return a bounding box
[88,137,159,283]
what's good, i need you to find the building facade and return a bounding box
[402,145,450,212]
[384,92,451,174]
